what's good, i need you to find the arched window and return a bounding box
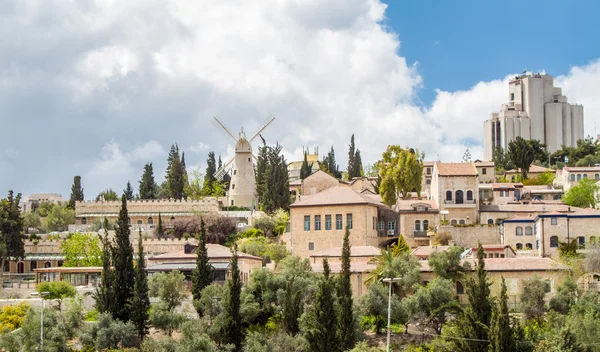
[516,226,523,236]
[526,243,533,250]
[584,174,588,179]
[459,219,466,225]
[516,243,523,250]
[415,220,421,231]
[423,220,429,231]
[17,262,24,274]
[57,261,63,267]
[137,219,143,225]
[455,190,464,204]
[466,190,473,201]
[81,217,87,225]
[170,216,175,223]
[446,191,452,201]
[577,174,582,181]
[550,236,559,248]
[147,217,154,225]
[456,281,464,294]
[525,226,533,236]
[451,219,457,225]
[578,236,586,249]
[44,262,51,268]
[487,219,494,225]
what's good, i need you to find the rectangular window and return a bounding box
[336,214,343,230]
[482,168,487,175]
[315,215,321,231]
[510,93,515,101]
[551,217,557,225]
[308,242,314,251]
[378,221,385,230]
[304,216,310,231]
[387,221,395,230]
[325,215,332,230]
[346,214,353,230]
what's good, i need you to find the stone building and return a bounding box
[483,73,584,160]
[287,187,399,259]
[19,193,67,213]
[474,160,495,183]
[504,165,552,182]
[396,200,439,248]
[554,166,600,192]
[430,162,479,225]
[288,152,321,182]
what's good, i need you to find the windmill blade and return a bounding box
[215,156,235,180]
[213,117,238,144]
[249,116,275,143]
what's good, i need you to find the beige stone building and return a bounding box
[396,200,439,247]
[504,165,551,182]
[288,187,399,259]
[474,160,495,183]
[288,153,321,182]
[19,193,68,213]
[554,166,600,192]
[422,161,435,191]
[430,162,479,225]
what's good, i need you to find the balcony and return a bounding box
[413,230,428,238]
[443,199,477,207]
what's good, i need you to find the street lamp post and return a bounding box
[30,291,49,351]
[382,278,402,352]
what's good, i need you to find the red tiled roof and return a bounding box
[396,200,439,211]
[505,165,551,174]
[435,162,478,176]
[290,186,387,208]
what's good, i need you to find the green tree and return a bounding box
[390,234,410,256]
[462,148,472,163]
[185,167,206,200]
[359,282,403,334]
[68,175,84,208]
[165,144,186,200]
[528,139,549,164]
[44,204,75,231]
[282,276,303,335]
[79,312,137,350]
[338,227,355,350]
[257,143,290,212]
[489,277,516,352]
[131,230,150,340]
[149,270,187,311]
[93,233,113,313]
[300,152,313,180]
[224,246,243,350]
[156,212,164,238]
[111,196,135,321]
[0,191,25,277]
[549,276,580,314]
[96,188,119,201]
[321,145,342,179]
[37,280,77,311]
[493,146,513,171]
[139,162,158,199]
[402,278,456,334]
[202,151,218,195]
[306,259,340,352]
[428,246,470,281]
[60,232,102,267]
[192,218,214,315]
[563,178,599,208]
[123,181,134,200]
[0,301,29,331]
[21,212,41,233]
[508,137,536,180]
[520,276,550,323]
[365,249,421,287]
[377,145,424,204]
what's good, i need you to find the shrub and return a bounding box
[79,312,137,350]
[0,302,29,331]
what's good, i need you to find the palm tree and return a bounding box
[365,248,420,288]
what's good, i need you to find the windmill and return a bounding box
[213,116,275,209]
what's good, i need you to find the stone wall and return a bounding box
[75,199,221,216]
[437,224,500,248]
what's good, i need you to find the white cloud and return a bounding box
[188,142,210,153]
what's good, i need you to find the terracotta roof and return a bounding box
[410,246,450,257]
[396,200,439,211]
[290,186,387,208]
[420,257,568,272]
[472,245,516,254]
[505,165,551,174]
[435,162,478,176]
[310,246,381,258]
[423,161,436,166]
[148,243,262,261]
[474,161,495,167]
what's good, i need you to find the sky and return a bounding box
[1,0,599,199]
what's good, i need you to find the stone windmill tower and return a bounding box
[213,117,275,209]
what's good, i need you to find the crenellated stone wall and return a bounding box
[75,199,221,217]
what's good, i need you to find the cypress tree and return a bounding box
[300,152,313,179]
[181,151,188,199]
[156,213,164,238]
[325,146,342,179]
[93,233,113,313]
[123,181,134,200]
[348,134,356,179]
[203,152,217,195]
[489,277,515,352]
[263,143,290,212]
[353,149,363,178]
[0,191,25,274]
[224,245,243,350]
[308,259,340,352]
[338,227,355,350]
[139,163,158,200]
[283,276,303,335]
[219,155,231,189]
[111,196,135,321]
[192,218,213,315]
[68,175,84,208]
[131,230,150,339]
[255,138,269,209]
[166,144,185,199]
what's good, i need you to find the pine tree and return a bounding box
[192,218,213,315]
[111,196,135,321]
[348,134,356,179]
[300,152,313,179]
[139,163,158,199]
[0,191,25,276]
[308,259,340,352]
[263,143,290,212]
[123,181,134,200]
[93,233,113,313]
[68,175,84,208]
[489,277,515,352]
[219,155,231,189]
[156,213,164,238]
[224,245,243,350]
[353,150,363,178]
[131,230,150,339]
[322,146,342,179]
[203,152,217,195]
[338,227,355,350]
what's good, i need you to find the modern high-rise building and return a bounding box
[483,73,584,161]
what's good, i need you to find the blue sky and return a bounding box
[385,0,600,105]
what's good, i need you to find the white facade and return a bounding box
[483,73,584,160]
[228,134,257,209]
